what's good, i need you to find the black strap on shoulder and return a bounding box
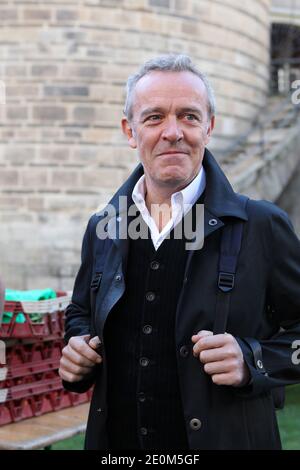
[213,195,249,335]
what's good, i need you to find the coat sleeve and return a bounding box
[237,205,300,397]
[62,214,99,394]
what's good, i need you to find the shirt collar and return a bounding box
[132,166,206,211]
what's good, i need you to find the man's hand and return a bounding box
[59,334,102,383]
[191,330,250,387]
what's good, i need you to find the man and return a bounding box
[59,54,300,450]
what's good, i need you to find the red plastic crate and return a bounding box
[0,367,61,389]
[0,307,64,339]
[0,373,62,402]
[0,388,92,425]
[3,339,64,366]
[0,294,71,339]
[0,290,91,427]
[0,357,60,384]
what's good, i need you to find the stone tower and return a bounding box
[0,0,271,288]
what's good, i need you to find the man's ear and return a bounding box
[205,115,215,142]
[122,118,137,149]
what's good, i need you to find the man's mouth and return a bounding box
[157,150,188,156]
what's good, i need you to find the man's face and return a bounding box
[122,71,215,191]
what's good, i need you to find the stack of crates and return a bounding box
[0,292,92,426]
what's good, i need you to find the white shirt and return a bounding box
[132,167,206,250]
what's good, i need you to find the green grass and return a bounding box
[277,384,300,450]
[51,432,85,450]
[51,385,300,450]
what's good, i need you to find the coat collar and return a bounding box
[100,148,248,222]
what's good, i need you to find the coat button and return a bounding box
[140,427,148,436]
[146,291,156,302]
[150,261,160,270]
[257,360,264,369]
[143,325,152,335]
[208,218,218,226]
[179,345,189,358]
[190,418,202,430]
[140,357,149,367]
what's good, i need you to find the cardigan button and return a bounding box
[143,325,152,335]
[140,357,149,367]
[140,427,148,436]
[138,392,146,403]
[146,291,156,302]
[190,418,202,430]
[150,261,160,270]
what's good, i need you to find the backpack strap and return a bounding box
[213,195,249,335]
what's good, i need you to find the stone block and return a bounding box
[3,146,36,165]
[149,0,170,7]
[61,65,102,79]
[73,106,96,122]
[42,147,70,163]
[0,169,20,186]
[21,169,48,188]
[124,0,148,9]
[6,85,39,98]
[0,9,18,21]
[23,9,52,21]
[56,10,79,21]
[5,65,27,77]
[81,168,125,189]
[33,106,67,121]
[44,85,89,97]
[0,195,24,210]
[27,197,45,211]
[6,106,28,120]
[50,170,79,188]
[32,65,58,77]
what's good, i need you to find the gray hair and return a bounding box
[124,54,216,121]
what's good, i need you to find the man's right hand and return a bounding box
[59,334,102,383]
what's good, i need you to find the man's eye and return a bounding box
[184,114,199,121]
[145,115,162,122]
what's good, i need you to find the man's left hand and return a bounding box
[191,330,250,387]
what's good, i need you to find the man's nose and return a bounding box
[161,117,183,142]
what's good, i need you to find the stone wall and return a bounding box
[271,0,300,24]
[0,0,272,288]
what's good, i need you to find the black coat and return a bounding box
[63,149,300,450]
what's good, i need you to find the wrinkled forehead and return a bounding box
[132,71,209,116]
